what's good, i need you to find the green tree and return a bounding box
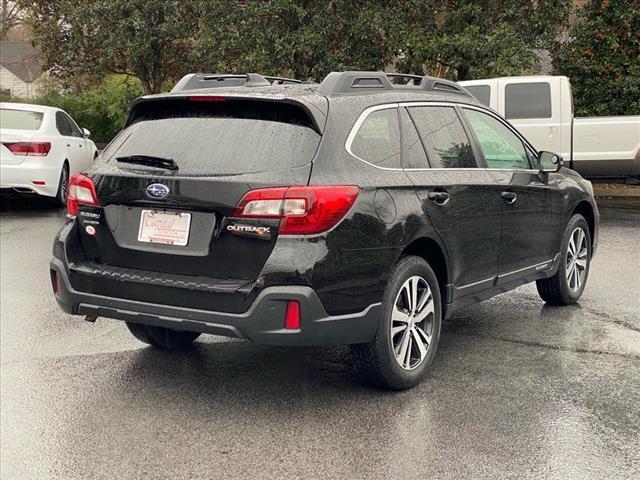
[391,0,571,80]
[21,0,202,94]
[554,0,640,116]
[196,0,398,81]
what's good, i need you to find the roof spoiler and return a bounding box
[171,73,303,92]
[317,71,472,97]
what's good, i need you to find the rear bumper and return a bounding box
[0,160,61,197]
[50,257,381,346]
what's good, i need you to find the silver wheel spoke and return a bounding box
[412,327,428,363]
[391,324,408,337]
[568,235,576,255]
[414,297,434,323]
[392,304,411,324]
[395,328,411,365]
[575,258,587,269]
[410,277,419,313]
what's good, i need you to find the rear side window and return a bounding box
[407,106,477,169]
[56,111,73,136]
[349,108,401,168]
[103,99,321,175]
[465,85,491,107]
[0,109,43,130]
[463,109,532,169]
[504,82,552,119]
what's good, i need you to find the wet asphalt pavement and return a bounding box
[1,197,639,480]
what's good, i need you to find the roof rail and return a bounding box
[317,71,472,97]
[171,73,303,92]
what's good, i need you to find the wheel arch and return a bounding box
[572,200,595,254]
[400,236,450,310]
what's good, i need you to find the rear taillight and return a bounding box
[2,141,51,156]
[234,185,359,235]
[67,173,99,216]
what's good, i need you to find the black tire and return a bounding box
[125,322,201,350]
[55,163,69,207]
[536,214,591,305]
[351,256,442,390]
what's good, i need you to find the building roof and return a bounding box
[0,42,43,83]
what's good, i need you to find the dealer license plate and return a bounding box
[137,210,191,246]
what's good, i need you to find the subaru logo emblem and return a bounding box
[146,183,170,199]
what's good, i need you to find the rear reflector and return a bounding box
[284,301,301,330]
[2,141,51,156]
[51,270,60,295]
[32,181,46,185]
[234,185,359,235]
[67,173,99,216]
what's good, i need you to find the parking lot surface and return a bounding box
[1,198,639,480]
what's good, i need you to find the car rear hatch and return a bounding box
[69,95,324,310]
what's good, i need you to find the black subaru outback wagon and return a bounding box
[51,72,598,390]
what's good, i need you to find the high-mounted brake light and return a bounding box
[67,173,99,216]
[234,185,359,235]
[188,96,227,102]
[2,141,51,156]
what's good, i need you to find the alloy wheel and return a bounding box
[566,227,588,292]
[391,276,434,370]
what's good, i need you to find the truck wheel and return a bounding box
[125,322,201,350]
[55,164,69,207]
[536,214,591,305]
[351,256,442,390]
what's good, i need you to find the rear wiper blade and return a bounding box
[116,155,179,171]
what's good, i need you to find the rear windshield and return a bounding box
[0,108,44,130]
[102,99,321,175]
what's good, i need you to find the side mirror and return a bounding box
[538,151,563,173]
[81,128,91,139]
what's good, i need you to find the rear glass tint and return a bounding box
[0,109,44,130]
[102,99,321,175]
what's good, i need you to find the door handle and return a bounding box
[428,191,450,205]
[501,191,518,204]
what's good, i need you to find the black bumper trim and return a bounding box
[51,258,382,346]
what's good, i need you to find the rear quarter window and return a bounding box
[0,109,44,130]
[102,99,321,176]
[349,108,401,169]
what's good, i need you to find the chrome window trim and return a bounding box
[345,100,541,173]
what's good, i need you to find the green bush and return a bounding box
[2,76,143,144]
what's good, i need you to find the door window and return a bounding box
[55,111,73,136]
[407,106,477,168]
[463,109,533,170]
[349,108,401,168]
[63,112,83,137]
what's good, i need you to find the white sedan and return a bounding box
[1,102,98,205]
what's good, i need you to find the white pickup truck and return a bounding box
[459,75,640,182]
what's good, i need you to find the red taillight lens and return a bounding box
[3,141,51,156]
[67,173,99,216]
[188,96,227,102]
[234,185,359,235]
[284,300,301,330]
